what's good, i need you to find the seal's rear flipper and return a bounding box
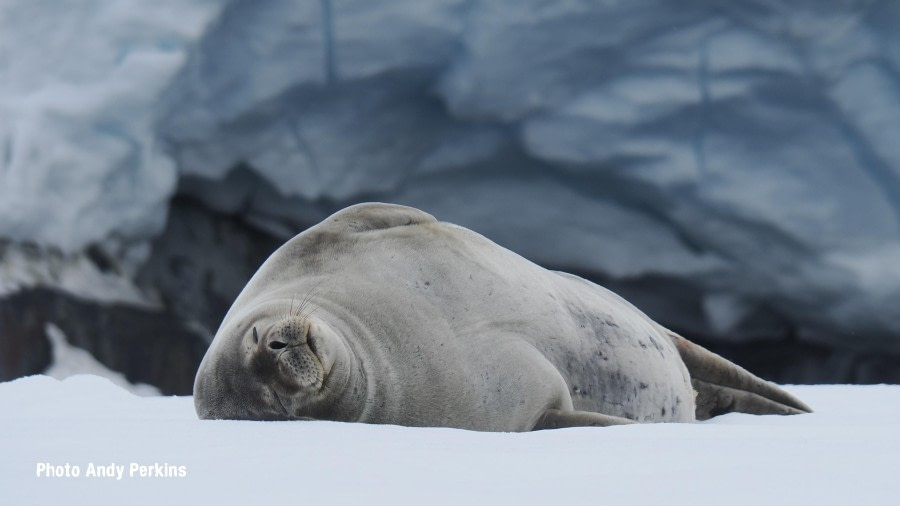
[665,329,812,420]
[532,409,636,430]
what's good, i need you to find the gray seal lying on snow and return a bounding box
[194,203,810,430]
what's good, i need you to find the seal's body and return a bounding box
[194,203,810,431]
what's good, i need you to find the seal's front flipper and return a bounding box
[532,409,636,430]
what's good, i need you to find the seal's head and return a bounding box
[194,307,355,421]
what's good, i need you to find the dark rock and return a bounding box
[0,288,207,395]
[136,191,287,335]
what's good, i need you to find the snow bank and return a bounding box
[0,241,149,305]
[1,375,896,505]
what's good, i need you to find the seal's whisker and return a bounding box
[295,291,311,318]
[297,301,316,321]
[295,282,317,317]
[298,305,321,322]
[295,279,326,319]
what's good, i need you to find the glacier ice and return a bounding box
[0,0,223,251]
[2,0,900,378]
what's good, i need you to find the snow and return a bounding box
[1,375,896,505]
[0,241,150,304]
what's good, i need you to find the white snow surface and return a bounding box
[1,374,896,505]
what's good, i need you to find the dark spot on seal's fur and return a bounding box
[639,382,649,390]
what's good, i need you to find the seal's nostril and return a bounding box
[269,340,287,350]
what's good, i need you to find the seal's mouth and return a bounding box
[270,349,327,420]
[272,388,290,417]
[274,344,326,390]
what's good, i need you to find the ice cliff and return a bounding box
[2,0,899,390]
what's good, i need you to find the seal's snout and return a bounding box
[253,316,327,392]
[270,318,310,348]
[251,326,293,355]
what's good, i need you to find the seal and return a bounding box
[194,203,811,430]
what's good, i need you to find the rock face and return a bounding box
[2,0,900,389]
[0,286,207,395]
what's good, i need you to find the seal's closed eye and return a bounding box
[253,327,259,344]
